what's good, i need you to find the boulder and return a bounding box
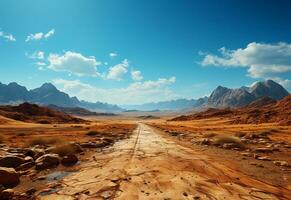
[0,188,14,200]
[61,155,78,166]
[0,156,25,168]
[0,167,20,188]
[35,154,59,170]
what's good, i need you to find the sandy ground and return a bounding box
[38,123,291,200]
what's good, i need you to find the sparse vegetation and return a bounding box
[37,119,51,124]
[16,133,26,137]
[27,137,63,146]
[213,135,244,148]
[51,143,79,156]
[86,131,101,136]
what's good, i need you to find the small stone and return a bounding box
[256,156,271,161]
[0,189,14,200]
[61,155,78,166]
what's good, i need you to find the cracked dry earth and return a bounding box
[38,123,291,200]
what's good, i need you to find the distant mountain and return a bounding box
[206,80,289,108]
[121,97,208,111]
[28,83,79,107]
[249,80,289,100]
[207,86,255,107]
[0,82,123,113]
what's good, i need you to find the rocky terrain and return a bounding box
[0,121,136,199]
[172,94,291,125]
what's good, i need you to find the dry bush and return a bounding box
[50,143,79,156]
[202,133,217,138]
[16,133,26,137]
[213,135,244,147]
[27,137,62,146]
[37,119,51,124]
[86,131,101,136]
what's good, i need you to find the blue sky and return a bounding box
[0,0,291,104]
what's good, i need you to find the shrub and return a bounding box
[51,143,78,156]
[86,131,101,136]
[37,119,51,124]
[27,137,61,146]
[213,135,244,148]
[17,133,26,137]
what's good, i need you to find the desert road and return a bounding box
[39,123,291,200]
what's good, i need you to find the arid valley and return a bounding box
[1,1,291,199]
[0,91,290,199]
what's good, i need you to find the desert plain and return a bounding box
[0,109,290,200]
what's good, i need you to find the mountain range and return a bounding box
[206,80,289,108]
[0,82,123,112]
[0,80,289,112]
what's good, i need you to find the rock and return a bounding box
[35,154,59,170]
[273,161,290,168]
[200,139,210,145]
[25,188,36,196]
[26,148,45,160]
[0,188,14,200]
[80,142,99,148]
[0,156,25,168]
[256,156,271,161]
[240,152,251,157]
[24,156,34,163]
[254,147,273,153]
[16,161,35,171]
[0,167,20,188]
[7,148,28,154]
[61,155,78,166]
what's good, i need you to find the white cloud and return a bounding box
[27,51,45,60]
[109,52,118,58]
[107,59,129,80]
[25,29,55,42]
[200,42,291,88]
[131,70,143,81]
[36,62,46,66]
[44,29,55,38]
[47,51,101,76]
[53,77,177,104]
[0,31,16,41]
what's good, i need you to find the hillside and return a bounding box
[171,95,291,125]
[0,103,86,124]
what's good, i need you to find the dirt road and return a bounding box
[39,123,291,200]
